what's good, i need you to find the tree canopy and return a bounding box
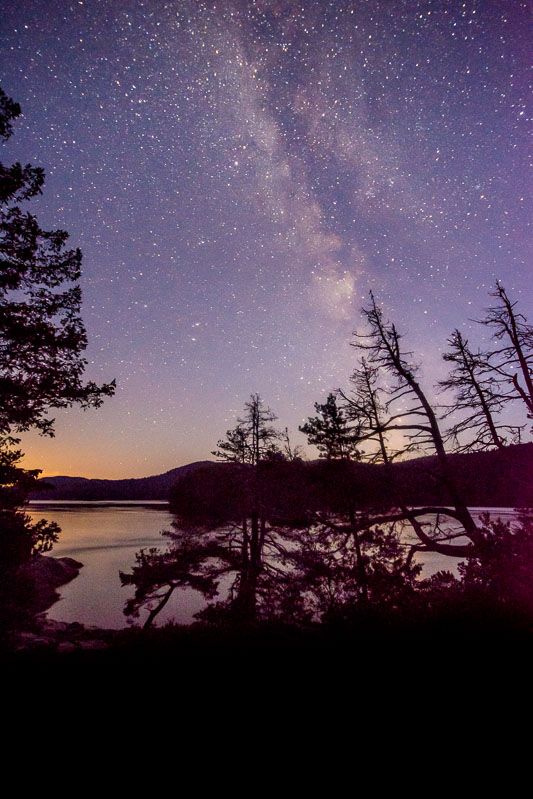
[0,87,115,439]
[299,393,359,461]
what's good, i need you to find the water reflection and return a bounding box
[26,502,208,629]
[26,502,519,630]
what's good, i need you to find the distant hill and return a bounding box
[388,442,533,508]
[28,443,533,507]
[29,461,214,501]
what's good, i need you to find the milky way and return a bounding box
[0,0,530,477]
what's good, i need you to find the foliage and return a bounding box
[123,397,297,626]
[0,87,115,439]
[212,393,279,464]
[458,512,533,612]
[299,393,359,461]
[0,440,60,566]
[120,534,222,630]
[278,519,421,623]
[123,455,423,628]
[0,86,113,635]
[122,452,317,627]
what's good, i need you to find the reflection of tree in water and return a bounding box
[121,395,316,627]
[119,426,421,629]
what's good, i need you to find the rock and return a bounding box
[57,641,78,653]
[14,632,56,650]
[77,639,108,651]
[65,621,85,633]
[38,619,71,635]
[17,554,84,613]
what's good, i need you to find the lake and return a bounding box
[26,502,520,629]
[26,501,209,629]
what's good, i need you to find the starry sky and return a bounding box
[0,0,530,478]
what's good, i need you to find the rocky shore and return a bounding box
[18,554,84,614]
[14,617,120,653]
[11,554,119,652]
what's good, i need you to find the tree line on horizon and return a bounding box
[27,443,533,507]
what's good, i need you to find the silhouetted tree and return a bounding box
[122,397,314,627]
[340,358,400,464]
[299,393,359,461]
[284,515,421,622]
[210,394,281,619]
[212,393,279,465]
[0,87,115,439]
[122,458,319,628]
[300,391,373,600]
[279,427,304,462]
[478,283,533,422]
[0,87,114,633]
[324,292,484,562]
[439,329,523,452]
[457,511,533,613]
[324,289,533,590]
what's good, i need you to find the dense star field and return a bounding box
[0,0,530,478]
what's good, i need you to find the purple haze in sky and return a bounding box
[0,0,530,477]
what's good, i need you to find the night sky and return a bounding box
[1,0,530,478]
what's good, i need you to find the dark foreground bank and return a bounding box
[5,609,533,681]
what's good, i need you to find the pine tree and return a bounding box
[0,87,115,439]
[212,394,279,465]
[299,393,359,461]
[0,87,114,631]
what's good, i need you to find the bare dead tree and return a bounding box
[340,292,484,557]
[279,427,305,461]
[340,357,409,464]
[212,393,279,466]
[438,329,523,452]
[477,283,533,421]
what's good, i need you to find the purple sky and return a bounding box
[1,0,530,478]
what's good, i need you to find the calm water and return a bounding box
[26,502,520,630]
[27,502,209,629]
